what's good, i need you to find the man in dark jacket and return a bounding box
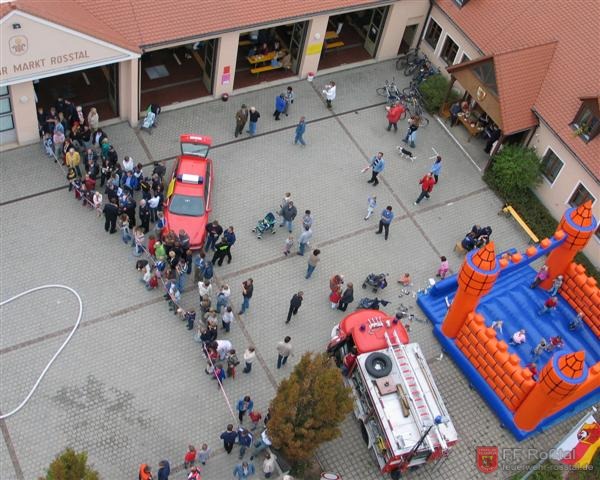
[337,283,354,311]
[157,460,170,480]
[286,291,304,323]
[204,220,223,252]
[103,199,119,233]
[280,201,297,233]
[138,199,150,233]
[220,424,238,454]
[212,238,230,267]
[235,104,248,138]
[238,428,253,460]
[223,226,236,264]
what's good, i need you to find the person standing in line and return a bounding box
[233,461,256,480]
[237,395,254,423]
[139,464,153,480]
[294,116,307,146]
[366,152,385,186]
[297,226,313,256]
[247,107,260,136]
[262,453,277,479]
[216,284,232,313]
[302,210,313,230]
[375,206,394,240]
[365,195,377,220]
[238,428,254,460]
[204,220,223,252]
[220,424,238,455]
[306,249,321,279]
[238,278,254,315]
[385,102,405,132]
[138,199,150,233]
[222,306,234,332]
[223,226,236,264]
[414,172,435,205]
[284,86,295,116]
[103,198,119,233]
[242,346,256,373]
[235,104,248,138]
[430,155,442,183]
[286,292,303,324]
[283,235,294,256]
[337,283,354,311]
[323,81,336,108]
[157,460,170,480]
[276,336,293,369]
[65,147,82,177]
[280,200,297,233]
[278,192,292,222]
[197,444,211,466]
[273,94,286,121]
[402,115,420,148]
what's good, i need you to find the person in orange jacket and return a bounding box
[139,463,153,480]
[385,102,405,132]
[413,172,436,205]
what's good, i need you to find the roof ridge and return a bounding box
[491,39,558,57]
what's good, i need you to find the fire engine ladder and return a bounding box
[384,331,445,453]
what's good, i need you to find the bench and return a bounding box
[239,40,252,47]
[250,64,282,75]
[325,41,345,50]
[500,204,540,243]
[191,50,205,70]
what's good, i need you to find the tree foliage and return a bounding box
[418,74,461,113]
[268,352,353,464]
[40,448,100,480]
[486,144,542,197]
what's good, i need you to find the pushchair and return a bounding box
[356,297,389,310]
[139,104,161,134]
[251,212,277,239]
[362,273,388,293]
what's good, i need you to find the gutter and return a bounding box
[532,108,600,185]
[429,1,484,56]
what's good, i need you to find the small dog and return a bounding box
[396,146,415,162]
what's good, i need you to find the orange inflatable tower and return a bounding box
[540,201,596,289]
[514,351,588,431]
[441,242,500,338]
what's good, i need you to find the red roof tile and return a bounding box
[436,0,600,179]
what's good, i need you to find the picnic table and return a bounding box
[325,31,339,40]
[457,113,484,142]
[247,51,278,65]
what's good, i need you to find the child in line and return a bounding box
[226,349,239,379]
[184,310,196,331]
[436,256,449,279]
[119,214,131,244]
[249,410,263,431]
[197,443,211,466]
[364,195,377,220]
[283,235,293,256]
[93,191,103,217]
[184,445,197,469]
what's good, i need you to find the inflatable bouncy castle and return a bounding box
[418,201,600,440]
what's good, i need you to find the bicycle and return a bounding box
[413,61,439,85]
[403,52,429,77]
[404,99,430,127]
[376,78,403,106]
[395,48,420,71]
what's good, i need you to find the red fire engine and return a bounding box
[327,310,458,477]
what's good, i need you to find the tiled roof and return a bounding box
[436,0,600,179]
[2,0,390,49]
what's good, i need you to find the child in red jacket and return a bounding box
[184,445,196,468]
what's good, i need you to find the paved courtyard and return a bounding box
[0,60,576,479]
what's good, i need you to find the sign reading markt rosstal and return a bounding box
[2,44,92,76]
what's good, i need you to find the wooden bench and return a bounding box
[239,40,252,47]
[325,41,345,50]
[500,205,540,243]
[250,64,282,75]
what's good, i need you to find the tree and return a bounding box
[268,352,353,466]
[40,448,100,480]
[486,144,542,198]
[418,74,461,113]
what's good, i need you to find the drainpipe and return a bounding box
[525,124,538,147]
[416,0,435,51]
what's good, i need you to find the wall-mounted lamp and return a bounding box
[12,23,21,29]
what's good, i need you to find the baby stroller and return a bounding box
[362,273,388,293]
[356,297,390,310]
[252,212,277,239]
[139,104,161,134]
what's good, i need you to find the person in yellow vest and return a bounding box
[65,147,82,177]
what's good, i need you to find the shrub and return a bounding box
[418,74,461,113]
[40,448,99,480]
[268,352,353,467]
[487,144,542,197]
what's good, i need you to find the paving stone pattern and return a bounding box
[0,60,574,479]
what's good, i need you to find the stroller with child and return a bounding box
[252,212,277,239]
[356,297,390,310]
[139,104,161,134]
[362,273,389,293]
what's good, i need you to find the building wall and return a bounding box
[531,123,600,265]
[419,5,481,76]
[376,0,429,60]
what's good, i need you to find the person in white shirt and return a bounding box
[262,452,277,478]
[222,306,234,333]
[122,155,135,172]
[198,280,213,300]
[323,81,336,108]
[242,346,256,373]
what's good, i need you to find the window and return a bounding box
[540,149,564,183]
[570,104,600,143]
[568,183,595,207]
[0,86,13,132]
[424,19,442,50]
[472,61,498,96]
[440,36,459,64]
[460,53,470,63]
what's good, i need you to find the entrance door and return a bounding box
[107,64,119,114]
[399,24,418,54]
[202,39,217,93]
[364,6,388,57]
[288,22,307,73]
